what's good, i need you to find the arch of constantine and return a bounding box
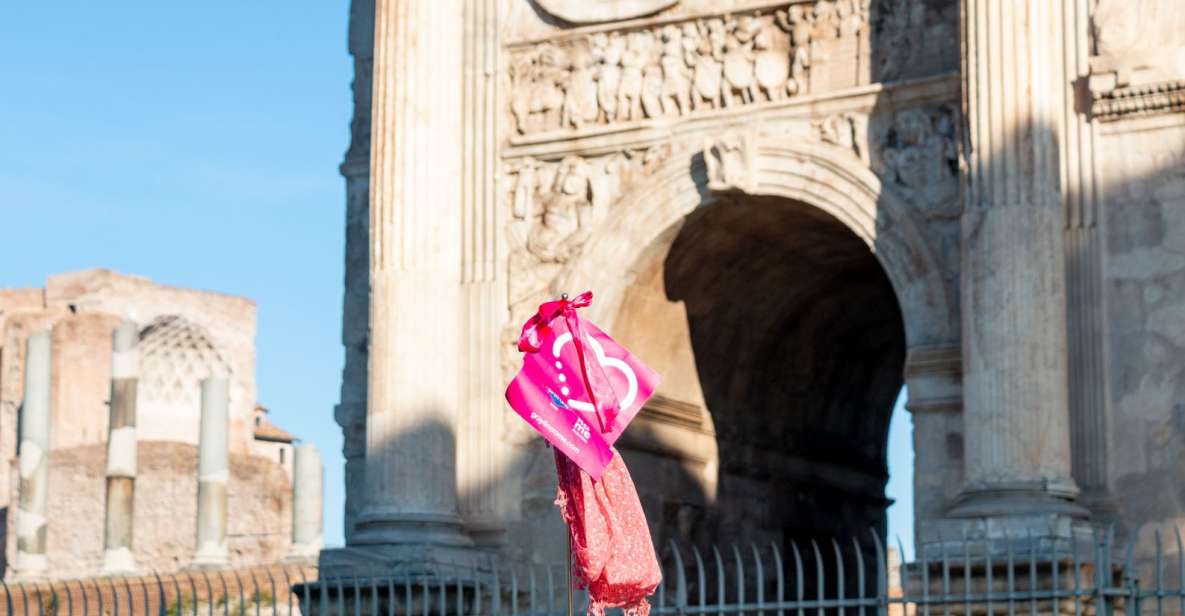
[328,0,1185,577]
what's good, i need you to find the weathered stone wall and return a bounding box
[44,442,291,578]
[1098,117,1185,549]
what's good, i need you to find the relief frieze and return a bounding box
[507,0,871,137]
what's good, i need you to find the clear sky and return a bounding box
[0,1,914,556]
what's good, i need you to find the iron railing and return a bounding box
[4,527,1185,616]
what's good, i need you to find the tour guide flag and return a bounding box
[505,291,659,479]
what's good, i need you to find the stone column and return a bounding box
[193,375,229,567]
[335,0,374,545]
[1058,0,1115,521]
[354,0,469,548]
[14,331,51,578]
[288,443,323,559]
[102,320,139,574]
[953,0,1087,523]
[457,0,507,545]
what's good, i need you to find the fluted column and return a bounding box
[953,0,1085,518]
[14,331,51,579]
[1058,0,1113,519]
[457,0,506,545]
[355,0,469,547]
[102,320,139,574]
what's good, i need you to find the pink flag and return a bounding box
[505,292,659,479]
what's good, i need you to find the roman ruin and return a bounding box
[330,0,1185,581]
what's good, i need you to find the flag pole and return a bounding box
[563,292,574,616]
[567,533,575,616]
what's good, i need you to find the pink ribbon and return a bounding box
[518,291,620,434]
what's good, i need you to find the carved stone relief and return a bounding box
[704,131,757,193]
[508,1,871,136]
[504,145,672,317]
[814,111,869,165]
[870,104,959,219]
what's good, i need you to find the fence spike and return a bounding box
[713,545,726,616]
[752,543,766,610]
[693,544,707,611]
[852,535,866,616]
[1176,527,1185,614]
[669,540,688,611]
[64,578,76,616]
[1004,528,1016,616]
[731,544,745,616]
[938,530,950,616]
[771,542,786,616]
[294,566,309,616]
[95,577,106,616]
[832,537,846,615]
[810,540,824,616]
[152,572,167,616]
[0,578,11,616]
[1157,529,1166,616]
[492,560,502,616]
[918,533,931,616]
[869,530,886,606]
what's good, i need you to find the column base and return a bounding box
[318,544,484,579]
[351,510,474,548]
[948,480,1089,519]
[286,539,324,563]
[101,547,139,576]
[190,542,229,569]
[920,512,1097,561]
[11,551,48,581]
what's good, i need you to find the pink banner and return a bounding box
[505,294,659,479]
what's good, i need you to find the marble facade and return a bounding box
[331,0,1185,581]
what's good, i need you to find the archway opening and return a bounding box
[612,193,906,585]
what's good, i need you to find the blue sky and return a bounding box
[0,1,914,556]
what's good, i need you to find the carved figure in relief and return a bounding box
[811,1,841,40]
[617,31,653,122]
[752,14,792,101]
[690,19,726,109]
[816,112,868,164]
[563,45,601,130]
[837,0,864,37]
[592,33,625,122]
[778,6,812,96]
[874,107,959,216]
[705,132,756,193]
[641,65,666,119]
[722,16,759,107]
[511,157,539,220]
[529,45,567,132]
[527,157,604,263]
[660,25,691,115]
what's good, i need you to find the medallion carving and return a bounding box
[533,0,679,25]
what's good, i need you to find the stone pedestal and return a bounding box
[348,0,471,553]
[193,375,230,568]
[14,331,51,579]
[102,320,139,575]
[288,443,324,560]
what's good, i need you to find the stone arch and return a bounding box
[558,137,957,351]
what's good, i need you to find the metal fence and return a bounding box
[5,528,1185,616]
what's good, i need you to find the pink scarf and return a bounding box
[554,448,662,616]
